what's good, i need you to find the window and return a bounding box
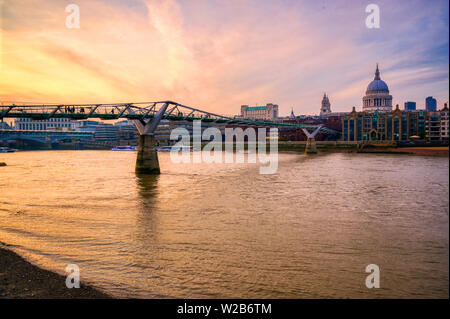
[349,120,354,141]
[357,120,362,140]
[387,118,392,139]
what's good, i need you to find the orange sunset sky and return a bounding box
[0,0,449,116]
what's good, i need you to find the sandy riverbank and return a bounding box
[391,146,449,156]
[357,146,449,156]
[0,245,111,299]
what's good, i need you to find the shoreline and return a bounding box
[2,145,449,157]
[356,146,449,156]
[0,245,112,299]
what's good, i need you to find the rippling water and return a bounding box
[0,150,448,298]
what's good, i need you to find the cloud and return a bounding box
[0,0,448,114]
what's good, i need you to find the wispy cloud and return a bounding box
[0,0,448,114]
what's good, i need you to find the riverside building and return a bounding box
[425,104,449,141]
[14,118,76,131]
[342,104,449,142]
[343,63,448,142]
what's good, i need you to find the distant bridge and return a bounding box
[0,129,93,142]
[1,101,339,173]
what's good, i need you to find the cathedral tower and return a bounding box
[320,93,331,116]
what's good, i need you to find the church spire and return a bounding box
[290,108,295,119]
[374,63,380,80]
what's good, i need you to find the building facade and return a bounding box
[240,103,278,120]
[425,104,449,141]
[342,104,449,142]
[362,64,393,112]
[77,120,100,132]
[426,96,437,111]
[93,123,119,142]
[114,120,139,145]
[14,118,75,131]
[439,104,449,140]
[77,120,140,145]
[404,101,416,111]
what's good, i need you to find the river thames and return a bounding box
[0,151,448,298]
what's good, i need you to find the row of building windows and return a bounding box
[240,104,279,120]
[16,118,70,123]
[364,98,392,107]
[16,123,71,130]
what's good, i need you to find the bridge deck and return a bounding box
[0,101,340,135]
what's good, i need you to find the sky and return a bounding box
[0,0,448,116]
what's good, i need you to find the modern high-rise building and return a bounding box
[362,64,393,112]
[404,101,416,111]
[426,96,437,111]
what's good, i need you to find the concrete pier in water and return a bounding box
[133,102,169,174]
[135,134,160,174]
[304,138,317,154]
[302,125,322,155]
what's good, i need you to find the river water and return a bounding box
[0,150,448,298]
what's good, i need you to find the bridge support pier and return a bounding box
[304,138,317,154]
[133,102,169,175]
[301,125,322,155]
[136,134,160,174]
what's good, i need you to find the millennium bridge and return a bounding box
[0,101,339,174]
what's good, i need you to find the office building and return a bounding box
[426,96,437,111]
[404,101,416,111]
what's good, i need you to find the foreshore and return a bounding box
[208,141,449,156]
[356,146,449,156]
[276,143,449,156]
[0,245,111,299]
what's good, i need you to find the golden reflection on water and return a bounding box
[0,150,448,298]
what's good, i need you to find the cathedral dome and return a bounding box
[365,64,389,94]
[366,79,389,93]
[362,64,393,112]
